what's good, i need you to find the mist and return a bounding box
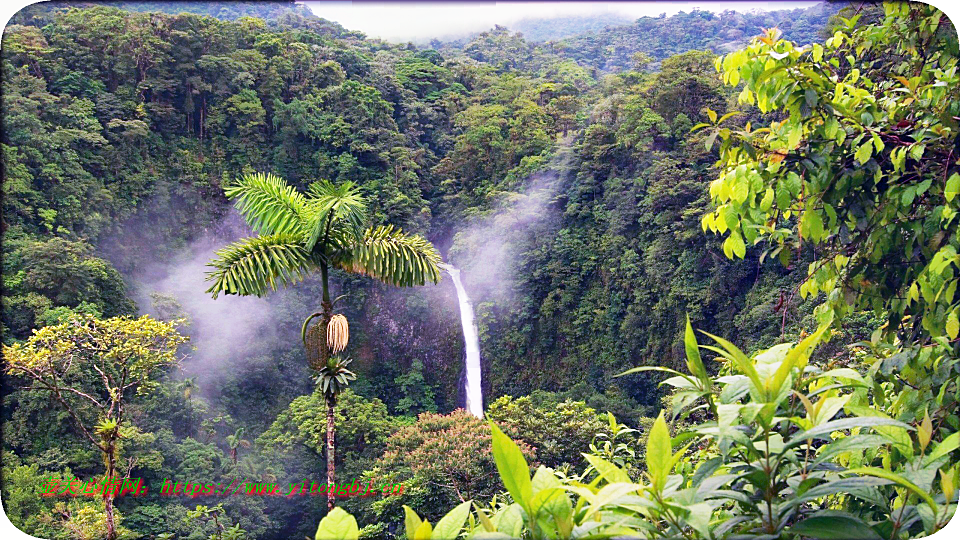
[121,212,297,394]
[447,136,575,304]
[303,1,820,42]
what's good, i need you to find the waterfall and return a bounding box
[439,263,483,418]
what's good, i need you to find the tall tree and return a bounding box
[205,172,442,510]
[3,315,186,540]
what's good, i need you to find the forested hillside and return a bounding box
[2,2,958,540]
[556,2,843,71]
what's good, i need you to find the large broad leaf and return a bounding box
[790,511,881,539]
[786,477,893,508]
[846,405,914,456]
[811,434,890,466]
[530,487,565,520]
[769,325,827,396]
[490,422,533,510]
[646,412,673,492]
[581,482,645,518]
[535,490,573,538]
[431,501,471,540]
[413,520,433,540]
[315,507,360,540]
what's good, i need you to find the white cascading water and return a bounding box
[439,263,483,418]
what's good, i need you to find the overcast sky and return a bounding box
[301,1,819,42]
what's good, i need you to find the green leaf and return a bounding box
[532,466,561,493]
[403,506,423,540]
[769,325,827,396]
[812,43,824,62]
[684,316,709,385]
[801,209,824,241]
[786,417,912,448]
[473,503,495,533]
[413,520,433,540]
[494,504,524,537]
[315,507,359,540]
[432,501,471,540]
[918,409,933,452]
[790,511,881,539]
[724,232,746,259]
[924,432,960,466]
[700,332,764,396]
[584,454,632,485]
[854,142,873,165]
[946,309,959,340]
[946,173,960,202]
[646,412,672,491]
[845,467,939,514]
[489,422,533,510]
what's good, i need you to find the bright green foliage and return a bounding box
[3,315,186,425]
[7,2,959,539]
[400,502,471,540]
[259,389,402,472]
[206,173,442,298]
[3,315,187,539]
[316,507,359,540]
[485,395,612,470]
[324,324,959,538]
[361,410,535,527]
[700,3,960,343]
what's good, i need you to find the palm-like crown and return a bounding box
[206,173,442,298]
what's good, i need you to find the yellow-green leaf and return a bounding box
[946,309,959,340]
[646,412,672,492]
[490,422,533,510]
[316,507,359,540]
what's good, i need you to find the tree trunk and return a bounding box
[320,261,336,512]
[312,263,333,370]
[104,441,118,540]
[325,393,336,512]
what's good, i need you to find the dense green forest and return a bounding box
[1,2,958,540]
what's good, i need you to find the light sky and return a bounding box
[301,1,819,42]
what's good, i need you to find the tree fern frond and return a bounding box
[226,172,309,236]
[302,180,367,252]
[338,225,442,287]
[205,234,313,298]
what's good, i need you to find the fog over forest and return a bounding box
[2,2,958,540]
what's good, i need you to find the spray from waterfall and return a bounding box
[438,262,483,418]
